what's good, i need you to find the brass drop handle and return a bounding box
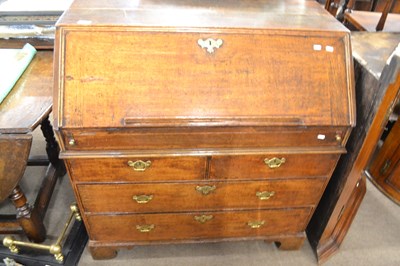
[264,157,286,169]
[197,38,223,53]
[128,160,151,172]
[136,224,155,233]
[256,191,275,200]
[247,220,265,229]
[195,185,216,195]
[194,214,214,224]
[133,194,153,204]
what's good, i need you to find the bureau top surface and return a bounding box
[58,0,347,32]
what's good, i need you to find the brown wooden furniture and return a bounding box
[53,0,355,260]
[367,110,400,204]
[0,49,65,242]
[324,0,344,17]
[346,0,400,12]
[344,0,400,31]
[307,32,400,263]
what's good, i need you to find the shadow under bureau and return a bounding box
[53,0,355,260]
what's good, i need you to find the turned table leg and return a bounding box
[40,116,66,177]
[9,185,46,243]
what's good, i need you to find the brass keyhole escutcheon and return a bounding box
[195,185,216,195]
[197,38,223,53]
[256,191,275,200]
[264,157,286,169]
[127,160,151,172]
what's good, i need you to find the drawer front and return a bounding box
[86,208,311,242]
[60,127,347,151]
[68,157,206,182]
[210,154,339,180]
[61,30,352,129]
[77,179,326,213]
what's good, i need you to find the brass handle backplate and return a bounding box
[264,157,286,169]
[136,224,155,233]
[194,214,214,224]
[128,160,151,172]
[256,191,275,200]
[133,194,153,204]
[247,220,265,229]
[197,38,223,53]
[195,185,216,195]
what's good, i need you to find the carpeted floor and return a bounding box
[1,127,399,266]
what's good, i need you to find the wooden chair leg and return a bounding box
[9,186,46,243]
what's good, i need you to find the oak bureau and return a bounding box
[53,0,355,260]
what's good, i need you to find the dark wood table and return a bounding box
[0,50,65,242]
[307,32,400,263]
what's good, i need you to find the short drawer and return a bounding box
[68,157,206,182]
[210,154,339,180]
[86,208,311,242]
[77,178,326,213]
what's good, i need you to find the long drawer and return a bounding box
[77,178,326,213]
[86,208,311,242]
[59,126,347,151]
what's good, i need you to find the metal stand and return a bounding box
[3,204,81,263]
